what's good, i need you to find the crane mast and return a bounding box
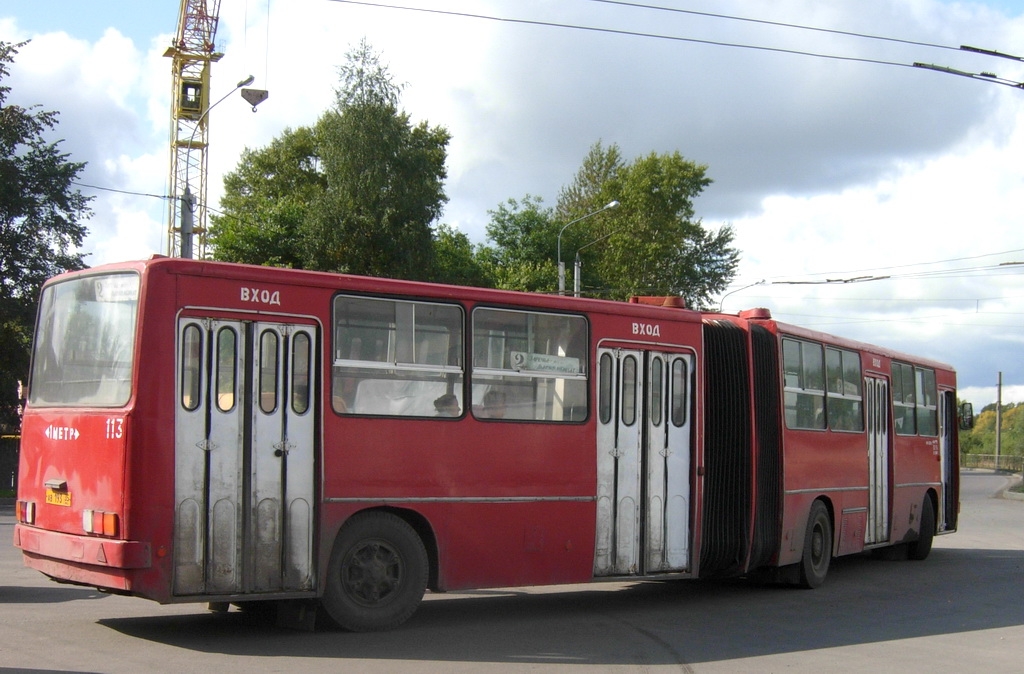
[164,0,223,259]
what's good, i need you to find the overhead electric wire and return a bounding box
[583,0,964,53]
[326,0,1024,86]
[326,0,914,70]
[72,181,171,201]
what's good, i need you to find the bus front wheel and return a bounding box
[799,501,832,589]
[322,512,428,632]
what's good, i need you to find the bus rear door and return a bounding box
[174,317,317,596]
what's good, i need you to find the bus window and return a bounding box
[292,332,311,415]
[30,273,139,407]
[333,296,464,417]
[671,358,688,427]
[215,327,237,412]
[782,338,826,430]
[916,367,938,436]
[621,355,637,426]
[181,323,203,411]
[599,352,613,424]
[650,357,663,427]
[825,347,863,432]
[893,362,916,435]
[259,330,279,414]
[471,308,587,422]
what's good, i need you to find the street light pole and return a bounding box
[557,200,619,295]
[178,75,258,259]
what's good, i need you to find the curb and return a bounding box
[993,471,1024,501]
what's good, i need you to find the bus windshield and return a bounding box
[29,272,140,407]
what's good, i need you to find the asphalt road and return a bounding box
[1,470,1022,673]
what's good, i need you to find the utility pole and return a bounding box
[996,371,1002,470]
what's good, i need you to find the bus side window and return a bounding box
[893,362,916,435]
[471,308,588,422]
[181,324,203,411]
[782,338,826,430]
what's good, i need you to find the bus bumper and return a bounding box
[14,524,152,591]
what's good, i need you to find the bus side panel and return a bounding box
[319,416,598,590]
[434,502,597,590]
[890,435,941,544]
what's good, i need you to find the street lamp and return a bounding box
[557,200,619,295]
[179,75,259,259]
[573,227,619,298]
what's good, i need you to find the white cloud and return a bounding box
[4,0,1024,393]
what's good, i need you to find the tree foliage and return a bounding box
[961,402,1024,457]
[476,195,559,293]
[484,142,739,306]
[0,41,90,432]
[211,39,449,281]
[210,126,323,268]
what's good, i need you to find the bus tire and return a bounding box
[908,496,935,561]
[798,501,832,589]
[321,511,428,632]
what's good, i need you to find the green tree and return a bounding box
[428,223,493,288]
[483,142,739,305]
[0,41,90,432]
[961,401,1024,462]
[212,40,450,281]
[210,126,323,267]
[476,195,560,293]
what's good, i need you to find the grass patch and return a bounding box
[1011,482,1024,494]
[0,488,14,498]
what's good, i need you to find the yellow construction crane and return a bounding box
[164,0,223,259]
[164,1,266,258]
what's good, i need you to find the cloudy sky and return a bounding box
[3,0,1024,409]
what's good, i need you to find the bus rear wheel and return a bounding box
[799,501,832,589]
[908,496,935,561]
[322,512,428,632]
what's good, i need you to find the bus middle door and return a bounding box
[594,347,692,577]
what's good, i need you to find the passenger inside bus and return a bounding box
[433,393,460,417]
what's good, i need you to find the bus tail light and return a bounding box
[16,500,36,525]
[83,509,119,537]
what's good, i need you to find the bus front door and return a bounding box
[864,376,891,545]
[174,318,317,597]
[595,348,693,576]
[939,390,959,532]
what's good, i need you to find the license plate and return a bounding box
[45,489,71,507]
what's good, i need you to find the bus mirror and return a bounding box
[958,402,975,430]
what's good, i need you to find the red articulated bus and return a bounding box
[13,258,967,631]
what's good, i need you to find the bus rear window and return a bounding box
[29,273,139,407]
